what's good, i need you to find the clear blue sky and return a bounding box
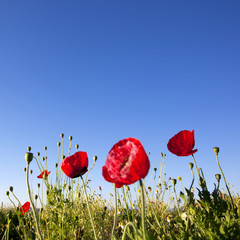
[0,1,240,206]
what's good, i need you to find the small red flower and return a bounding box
[102,137,150,188]
[37,170,51,179]
[167,130,198,156]
[61,151,88,178]
[20,201,30,215]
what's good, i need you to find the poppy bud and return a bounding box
[171,179,177,186]
[9,186,13,192]
[37,152,40,156]
[44,146,47,151]
[60,133,64,138]
[30,170,33,174]
[62,155,66,159]
[75,144,79,150]
[215,174,221,181]
[24,167,26,172]
[55,163,58,168]
[42,157,45,161]
[68,186,71,191]
[25,152,33,164]
[93,156,97,162]
[46,190,49,195]
[126,186,130,191]
[38,183,40,188]
[188,163,194,170]
[35,195,38,200]
[148,187,152,191]
[6,191,9,196]
[213,147,219,154]
[69,136,72,141]
[27,146,31,152]
[160,153,163,157]
[57,142,61,147]
[98,186,102,191]
[154,168,157,171]
[178,176,182,181]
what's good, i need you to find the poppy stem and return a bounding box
[111,184,117,240]
[191,155,201,182]
[80,175,98,240]
[189,168,195,191]
[139,179,147,240]
[215,153,234,208]
[26,163,43,240]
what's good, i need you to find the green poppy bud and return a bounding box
[30,170,33,174]
[24,167,26,172]
[37,152,40,156]
[188,163,194,170]
[148,186,152,191]
[44,146,47,150]
[75,144,79,150]
[213,147,219,154]
[35,195,38,200]
[69,136,72,141]
[171,179,177,186]
[42,157,45,161]
[62,155,65,159]
[27,146,31,152]
[60,133,64,138]
[68,186,71,191]
[93,156,98,162]
[160,153,163,157]
[6,191,9,196]
[55,163,58,168]
[9,186,13,192]
[25,152,33,164]
[215,174,221,181]
[38,183,40,188]
[57,142,61,147]
[154,168,157,171]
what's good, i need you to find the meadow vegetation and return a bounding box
[1,131,240,240]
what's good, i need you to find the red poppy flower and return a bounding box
[102,137,150,188]
[61,151,88,178]
[37,170,51,179]
[167,130,198,156]
[20,201,30,215]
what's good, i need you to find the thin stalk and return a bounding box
[139,179,147,240]
[26,163,43,240]
[122,187,130,222]
[215,153,234,208]
[111,184,117,240]
[80,175,97,240]
[173,186,180,215]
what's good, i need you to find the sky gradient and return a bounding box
[0,1,240,206]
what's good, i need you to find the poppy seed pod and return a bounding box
[154,168,157,171]
[93,156,98,162]
[213,147,219,154]
[215,174,221,181]
[60,133,64,138]
[37,152,40,156]
[30,170,33,174]
[171,179,177,186]
[57,142,61,147]
[55,163,58,168]
[69,136,72,141]
[178,176,182,181]
[9,186,13,192]
[27,146,31,152]
[24,167,26,172]
[62,155,66,159]
[35,195,38,200]
[25,152,33,164]
[188,163,194,170]
[38,183,40,188]
[6,191,9,196]
[160,153,163,157]
[75,144,79,150]
[148,187,152,191]
[44,146,47,150]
